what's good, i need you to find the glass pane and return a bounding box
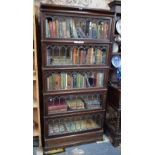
[47,93,102,114]
[48,113,102,136]
[46,71,105,91]
[45,16,111,40]
[46,45,108,66]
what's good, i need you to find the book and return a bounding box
[48,20,53,38]
[52,20,56,38]
[97,73,104,87]
[101,22,109,39]
[62,20,67,38]
[79,49,84,64]
[48,99,67,111]
[55,19,59,38]
[73,48,77,64]
[71,19,78,38]
[92,23,97,39]
[45,19,50,38]
[67,74,73,89]
[66,98,85,110]
[73,73,77,88]
[54,74,60,90]
[66,18,70,38]
[95,49,103,64]
[47,75,53,90]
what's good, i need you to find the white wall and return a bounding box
[34,0,115,10]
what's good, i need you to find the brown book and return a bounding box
[52,20,57,38]
[54,74,60,90]
[89,48,94,64]
[79,49,84,64]
[73,48,77,64]
[48,20,53,38]
[67,74,73,89]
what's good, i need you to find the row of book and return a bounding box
[48,118,100,135]
[47,72,104,90]
[48,97,101,114]
[47,47,106,65]
[45,17,109,39]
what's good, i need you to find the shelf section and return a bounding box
[33,127,39,136]
[43,88,107,96]
[42,66,109,71]
[44,109,105,119]
[33,99,38,108]
[112,52,121,56]
[33,70,36,81]
[41,39,112,44]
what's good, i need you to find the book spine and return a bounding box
[76,49,79,64]
[66,19,70,38]
[55,19,59,38]
[49,20,53,38]
[52,20,56,38]
[73,48,77,64]
[45,19,49,38]
[79,49,84,64]
[72,19,78,38]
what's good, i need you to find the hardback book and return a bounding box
[47,75,53,90]
[48,20,53,38]
[52,20,56,38]
[102,22,109,39]
[73,48,77,64]
[97,24,101,39]
[55,19,59,38]
[45,19,50,38]
[86,20,90,37]
[67,74,73,89]
[92,23,97,39]
[48,99,67,110]
[97,73,104,87]
[66,18,70,38]
[95,49,103,64]
[76,49,79,64]
[53,74,60,90]
[88,21,92,38]
[59,20,63,38]
[66,98,85,110]
[73,73,77,88]
[62,20,67,38]
[71,19,78,38]
[79,49,84,64]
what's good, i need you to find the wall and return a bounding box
[34,0,115,10]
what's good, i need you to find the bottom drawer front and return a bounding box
[45,113,104,137]
[44,130,103,150]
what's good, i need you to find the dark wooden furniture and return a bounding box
[39,3,114,154]
[105,0,121,147]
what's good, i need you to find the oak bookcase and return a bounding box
[39,3,114,154]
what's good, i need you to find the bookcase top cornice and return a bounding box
[40,3,115,16]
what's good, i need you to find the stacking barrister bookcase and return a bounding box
[40,3,114,154]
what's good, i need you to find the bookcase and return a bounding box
[105,0,121,147]
[40,4,114,154]
[33,7,41,147]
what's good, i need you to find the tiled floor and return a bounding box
[34,135,121,155]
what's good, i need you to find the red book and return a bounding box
[48,99,67,111]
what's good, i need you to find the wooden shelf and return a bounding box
[33,70,36,81]
[33,99,38,108]
[33,127,39,136]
